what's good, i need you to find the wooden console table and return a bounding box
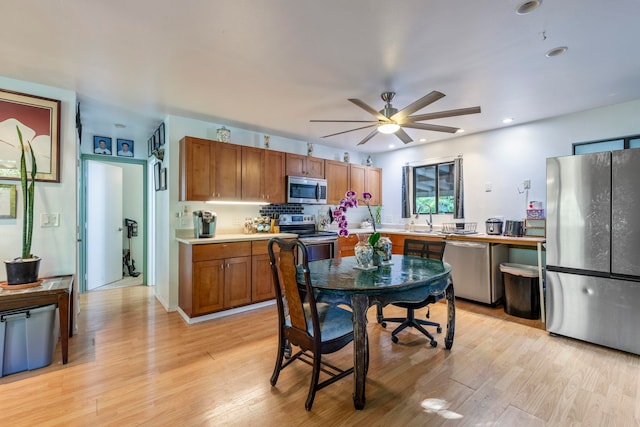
[0,275,74,364]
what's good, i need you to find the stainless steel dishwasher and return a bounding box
[443,241,509,304]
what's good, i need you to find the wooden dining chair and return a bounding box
[377,239,447,347]
[267,237,358,411]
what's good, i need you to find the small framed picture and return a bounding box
[159,167,167,191]
[116,139,134,157]
[154,127,161,150]
[147,137,153,157]
[154,161,161,191]
[158,122,165,147]
[93,136,112,155]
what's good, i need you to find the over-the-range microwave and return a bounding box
[287,176,327,204]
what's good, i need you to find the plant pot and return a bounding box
[4,257,41,285]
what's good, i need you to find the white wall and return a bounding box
[0,77,77,282]
[375,99,640,227]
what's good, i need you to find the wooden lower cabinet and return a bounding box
[179,241,252,317]
[251,240,278,302]
[337,234,359,257]
[180,239,292,318]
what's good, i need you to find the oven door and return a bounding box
[299,238,337,262]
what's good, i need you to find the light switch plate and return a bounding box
[40,213,60,227]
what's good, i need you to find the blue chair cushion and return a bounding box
[286,303,353,341]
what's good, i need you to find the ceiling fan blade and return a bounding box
[357,128,380,145]
[395,128,413,144]
[348,98,388,121]
[405,106,481,122]
[402,122,459,133]
[321,124,376,138]
[310,119,377,123]
[391,91,445,122]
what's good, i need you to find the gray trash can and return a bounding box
[0,304,57,377]
[500,263,540,320]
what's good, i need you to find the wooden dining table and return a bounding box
[306,254,454,410]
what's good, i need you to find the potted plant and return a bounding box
[4,125,40,285]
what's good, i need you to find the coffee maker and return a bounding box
[193,210,217,238]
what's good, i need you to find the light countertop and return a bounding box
[344,227,545,247]
[176,232,298,245]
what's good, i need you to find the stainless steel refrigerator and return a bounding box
[546,148,640,355]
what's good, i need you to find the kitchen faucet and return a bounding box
[414,205,433,232]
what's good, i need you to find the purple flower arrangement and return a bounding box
[332,190,380,246]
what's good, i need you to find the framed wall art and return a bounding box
[116,138,134,157]
[154,161,161,191]
[0,89,61,182]
[93,136,112,155]
[0,184,17,219]
[153,127,161,150]
[158,122,165,147]
[159,167,167,191]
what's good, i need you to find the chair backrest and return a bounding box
[403,239,446,261]
[268,238,320,347]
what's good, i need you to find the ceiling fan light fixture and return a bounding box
[516,0,542,15]
[378,123,400,134]
[546,46,568,57]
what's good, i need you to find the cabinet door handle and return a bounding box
[226,263,230,269]
[220,264,224,270]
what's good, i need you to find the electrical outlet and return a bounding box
[232,217,242,226]
[524,180,531,189]
[485,181,492,192]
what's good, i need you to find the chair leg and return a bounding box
[305,353,322,411]
[270,333,286,386]
[376,303,384,323]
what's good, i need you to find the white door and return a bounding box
[86,160,123,290]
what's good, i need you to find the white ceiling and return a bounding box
[2,0,640,153]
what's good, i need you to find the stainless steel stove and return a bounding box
[278,214,338,261]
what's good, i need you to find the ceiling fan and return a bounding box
[310,91,481,145]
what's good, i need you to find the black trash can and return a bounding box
[500,263,540,320]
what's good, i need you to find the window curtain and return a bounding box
[453,157,464,219]
[401,165,411,218]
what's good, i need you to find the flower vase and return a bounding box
[354,234,374,268]
[373,236,392,266]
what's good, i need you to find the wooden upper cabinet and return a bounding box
[350,164,366,198]
[285,153,325,179]
[242,146,286,203]
[180,136,213,201]
[241,146,264,201]
[365,166,382,205]
[326,160,350,204]
[214,142,242,199]
[179,136,241,201]
[263,149,286,203]
[348,164,382,205]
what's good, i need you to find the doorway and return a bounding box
[79,155,148,293]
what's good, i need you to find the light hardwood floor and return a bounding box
[1,286,639,426]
